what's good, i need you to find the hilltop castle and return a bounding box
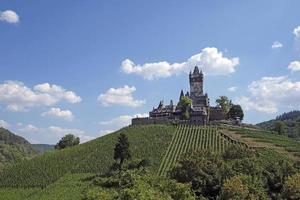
[132,66,227,125]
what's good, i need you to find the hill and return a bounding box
[0,124,299,199]
[0,125,175,188]
[0,127,36,171]
[257,110,300,138]
[32,144,54,154]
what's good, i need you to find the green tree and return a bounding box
[169,150,223,199]
[114,133,131,170]
[283,173,300,200]
[54,134,80,149]
[216,96,232,113]
[220,175,268,200]
[228,104,244,121]
[274,121,285,135]
[177,96,192,120]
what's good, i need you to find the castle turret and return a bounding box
[179,90,184,100]
[189,66,204,99]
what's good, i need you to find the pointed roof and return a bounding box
[193,66,200,75]
[179,90,184,99]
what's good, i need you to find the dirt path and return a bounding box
[220,129,299,161]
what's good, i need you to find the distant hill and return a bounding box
[32,144,54,154]
[0,127,36,170]
[257,110,300,138]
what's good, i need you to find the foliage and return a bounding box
[274,121,285,135]
[114,133,131,170]
[257,110,300,138]
[55,134,80,149]
[283,172,300,200]
[0,188,39,200]
[216,96,232,113]
[158,125,233,176]
[227,126,300,161]
[177,96,192,120]
[228,104,244,121]
[169,145,298,199]
[85,169,195,200]
[220,175,268,200]
[0,127,36,171]
[0,125,174,187]
[32,144,54,154]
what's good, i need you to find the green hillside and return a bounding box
[32,144,55,154]
[158,125,234,176]
[1,124,299,200]
[0,125,175,188]
[0,127,36,171]
[257,110,300,138]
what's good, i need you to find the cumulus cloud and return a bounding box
[0,81,81,111]
[42,107,74,121]
[227,86,238,92]
[0,10,19,24]
[236,76,300,113]
[288,61,300,72]
[18,124,39,133]
[271,41,283,49]
[97,85,145,107]
[293,26,300,39]
[0,119,10,129]
[18,124,94,143]
[121,47,239,80]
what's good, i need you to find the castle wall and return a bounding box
[209,107,227,121]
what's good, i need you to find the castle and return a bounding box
[132,66,227,125]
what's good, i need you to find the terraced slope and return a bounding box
[158,125,233,176]
[0,125,175,188]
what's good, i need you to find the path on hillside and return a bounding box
[220,129,300,161]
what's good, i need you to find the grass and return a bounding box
[0,125,175,188]
[226,126,300,160]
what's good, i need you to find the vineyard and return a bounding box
[0,125,175,188]
[158,125,234,176]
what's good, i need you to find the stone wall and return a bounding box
[209,107,227,121]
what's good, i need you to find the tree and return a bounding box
[114,133,131,170]
[55,134,80,149]
[216,96,232,113]
[177,96,192,120]
[274,121,285,135]
[228,104,244,121]
[283,173,300,200]
[220,175,268,200]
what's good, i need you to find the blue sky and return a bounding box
[1,0,300,144]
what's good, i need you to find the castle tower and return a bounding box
[189,66,203,103]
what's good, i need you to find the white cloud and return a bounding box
[47,126,94,143]
[236,76,300,113]
[288,61,300,72]
[271,41,283,49]
[0,81,81,111]
[19,124,94,143]
[121,47,239,80]
[18,124,40,133]
[100,113,148,130]
[227,86,238,92]
[293,26,300,39]
[42,107,74,121]
[0,10,19,24]
[0,120,10,129]
[97,85,145,107]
